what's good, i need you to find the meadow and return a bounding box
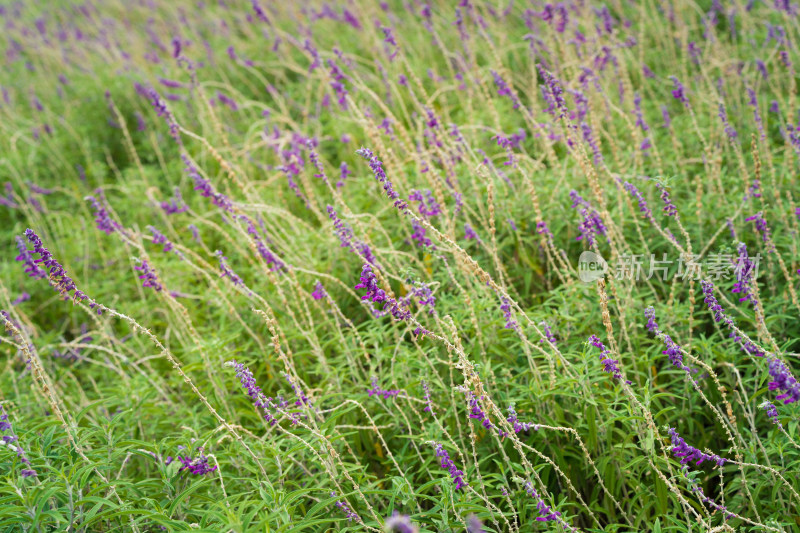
[1,0,799,531]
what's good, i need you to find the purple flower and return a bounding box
[184,155,234,213]
[622,181,654,222]
[491,70,521,109]
[507,405,539,433]
[134,260,162,292]
[385,512,417,532]
[464,223,479,241]
[160,187,188,215]
[327,58,349,109]
[431,442,468,490]
[670,76,690,108]
[718,103,738,141]
[668,427,727,467]
[408,189,442,218]
[176,450,218,475]
[354,264,386,303]
[732,243,758,304]
[466,515,485,533]
[760,400,781,426]
[23,229,96,309]
[331,492,360,522]
[355,147,407,211]
[523,481,561,522]
[768,358,800,405]
[421,380,435,414]
[367,377,401,399]
[147,226,174,254]
[700,280,729,324]
[410,220,432,248]
[312,281,326,300]
[215,251,245,288]
[87,191,119,234]
[588,335,625,382]
[225,360,278,426]
[15,236,46,279]
[655,183,678,217]
[644,307,692,373]
[745,212,774,250]
[0,405,36,478]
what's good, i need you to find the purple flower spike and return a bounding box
[312,281,327,300]
[354,264,386,303]
[385,512,417,532]
[655,183,678,217]
[466,515,485,532]
[23,229,94,307]
[430,442,468,491]
[668,428,727,467]
[225,360,278,426]
[355,147,407,211]
[768,358,800,405]
[176,450,217,475]
[588,335,626,382]
[87,191,119,234]
[0,405,37,478]
[215,250,245,288]
[523,481,561,522]
[134,260,163,292]
[367,377,401,399]
[331,491,360,522]
[669,76,690,108]
[15,236,46,279]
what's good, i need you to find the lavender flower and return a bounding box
[367,377,401,399]
[668,428,727,467]
[215,250,245,288]
[160,187,188,215]
[385,512,417,532]
[184,155,234,213]
[408,189,442,218]
[491,70,521,109]
[732,243,758,304]
[24,229,94,307]
[464,223,479,241]
[760,400,781,426]
[312,281,327,300]
[655,183,677,217]
[588,335,625,382]
[745,212,774,250]
[355,147,407,211]
[176,450,218,475]
[768,358,800,405]
[523,481,561,522]
[15,236,45,279]
[670,76,690,108]
[331,492,360,522]
[134,260,162,292]
[718,103,738,141]
[644,307,692,373]
[0,405,36,478]
[421,380,435,414]
[622,181,654,222]
[466,515,485,533]
[430,442,468,490]
[507,405,539,433]
[354,264,386,303]
[224,360,277,426]
[87,192,119,234]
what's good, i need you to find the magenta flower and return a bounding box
[312,281,326,300]
[15,236,45,279]
[768,358,800,405]
[588,335,626,382]
[225,360,278,426]
[0,404,36,478]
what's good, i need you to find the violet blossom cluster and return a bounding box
[506,405,539,433]
[523,481,562,522]
[327,206,377,265]
[134,260,163,292]
[331,492,360,522]
[312,281,327,300]
[225,360,278,426]
[668,427,727,467]
[587,335,626,382]
[621,180,654,223]
[408,189,442,218]
[87,191,119,235]
[160,187,188,215]
[644,307,692,374]
[569,190,607,246]
[215,250,245,288]
[421,380,435,414]
[176,449,218,475]
[430,441,468,491]
[0,405,37,478]
[491,70,521,109]
[184,155,234,213]
[731,243,757,304]
[15,236,46,279]
[466,392,505,437]
[767,358,800,405]
[355,147,407,211]
[367,377,401,399]
[23,229,99,311]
